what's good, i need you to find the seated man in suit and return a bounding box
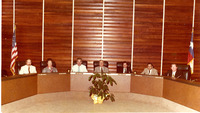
[19,59,37,75]
[141,63,158,75]
[42,59,58,73]
[118,62,132,73]
[94,60,109,73]
[164,63,185,79]
[72,58,88,72]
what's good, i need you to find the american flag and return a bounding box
[187,28,194,74]
[10,25,18,75]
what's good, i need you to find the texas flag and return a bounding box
[187,28,194,74]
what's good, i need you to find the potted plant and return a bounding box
[88,73,117,104]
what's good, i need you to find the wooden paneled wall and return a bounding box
[193,0,200,78]
[162,0,193,74]
[44,0,72,72]
[2,0,43,75]
[2,0,200,78]
[73,0,103,72]
[2,0,13,76]
[133,0,163,74]
[16,0,43,72]
[103,0,133,72]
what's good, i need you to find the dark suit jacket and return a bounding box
[164,70,185,79]
[118,67,132,73]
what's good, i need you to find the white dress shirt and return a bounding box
[123,68,127,73]
[19,65,37,75]
[72,64,88,72]
[172,71,176,77]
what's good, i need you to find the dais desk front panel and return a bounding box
[70,73,131,93]
[37,73,70,94]
[2,74,37,105]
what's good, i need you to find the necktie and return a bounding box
[172,72,175,78]
[123,68,126,73]
[149,70,151,75]
[78,66,80,72]
[101,67,103,73]
[28,66,30,74]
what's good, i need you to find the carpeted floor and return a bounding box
[1,91,198,113]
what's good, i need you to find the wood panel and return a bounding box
[193,0,200,78]
[73,0,103,72]
[44,0,72,72]
[37,73,70,94]
[2,0,14,76]
[15,0,43,73]
[2,74,37,105]
[70,73,130,92]
[163,78,200,111]
[131,75,163,97]
[162,0,193,74]
[133,0,163,74]
[2,0,200,77]
[103,0,133,72]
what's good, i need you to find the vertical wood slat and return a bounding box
[15,0,43,73]
[73,0,103,72]
[44,0,72,72]
[162,0,193,74]
[2,0,13,75]
[103,0,133,72]
[193,0,200,78]
[1,0,200,79]
[133,0,163,74]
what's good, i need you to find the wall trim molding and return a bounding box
[160,0,166,75]
[71,0,75,69]
[131,0,136,70]
[42,0,45,61]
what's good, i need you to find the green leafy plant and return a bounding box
[88,73,117,102]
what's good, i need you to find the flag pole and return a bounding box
[13,0,15,29]
[42,0,45,61]
[192,0,196,30]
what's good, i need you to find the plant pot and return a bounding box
[91,94,104,104]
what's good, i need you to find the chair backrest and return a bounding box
[40,61,56,72]
[73,61,88,68]
[16,61,26,74]
[177,64,191,80]
[2,70,8,77]
[93,61,109,70]
[117,62,131,73]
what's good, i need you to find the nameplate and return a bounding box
[37,74,47,76]
[83,73,93,75]
[135,75,142,77]
[125,74,131,76]
[108,73,118,76]
[155,77,163,79]
[58,73,67,75]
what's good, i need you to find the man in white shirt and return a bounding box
[19,59,37,75]
[72,58,88,72]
